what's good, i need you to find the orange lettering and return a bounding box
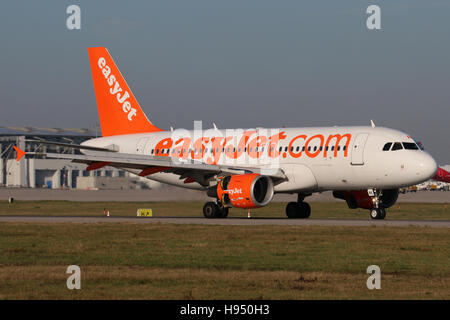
[324,134,351,158]
[154,138,173,157]
[304,134,324,158]
[288,134,307,158]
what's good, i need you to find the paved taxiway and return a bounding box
[0,216,448,228]
[1,188,449,202]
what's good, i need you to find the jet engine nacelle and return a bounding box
[211,173,274,209]
[333,189,399,210]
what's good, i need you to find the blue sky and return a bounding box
[0,1,449,163]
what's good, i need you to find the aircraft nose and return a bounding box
[418,153,438,181]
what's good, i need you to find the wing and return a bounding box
[26,139,118,152]
[45,151,286,186]
[25,140,286,186]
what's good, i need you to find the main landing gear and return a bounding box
[285,193,311,219]
[203,201,229,219]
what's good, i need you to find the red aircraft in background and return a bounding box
[433,167,450,183]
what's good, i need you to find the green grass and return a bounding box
[0,200,449,220]
[0,222,449,299]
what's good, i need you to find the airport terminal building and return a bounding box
[0,126,157,190]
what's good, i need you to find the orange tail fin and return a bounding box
[87,47,162,136]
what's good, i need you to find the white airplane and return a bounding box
[22,47,438,220]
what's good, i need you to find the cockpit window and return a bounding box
[382,142,392,151]
[402,142,419,150]
[391,142,403,151]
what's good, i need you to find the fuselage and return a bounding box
[82,125,438,193]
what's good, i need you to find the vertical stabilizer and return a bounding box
[87,47,162,136]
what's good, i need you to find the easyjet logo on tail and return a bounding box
[98,57,137,121]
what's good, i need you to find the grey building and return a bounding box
[0,126,156,189]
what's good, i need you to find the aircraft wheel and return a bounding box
[370,208,386,220]
[286,202,299,218]
[203,202,219,218]
[298,202,311,219]
[380,208,386,219]
[218,206,229,218]
[286,202,311,218]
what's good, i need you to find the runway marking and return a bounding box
[0,216,449,228]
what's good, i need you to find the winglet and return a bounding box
[370,120,376,128]
[13,146,26,162]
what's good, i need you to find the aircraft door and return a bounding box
[351,133,369,165]
[136,138,148,154]
[143,140,154,155]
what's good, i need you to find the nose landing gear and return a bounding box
[368,189,386,220]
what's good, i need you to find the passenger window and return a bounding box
[391,142,403,151]
[382,143,392,151]
[402,142,419,150]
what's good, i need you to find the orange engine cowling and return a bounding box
[215,174,274,209]
[333,189,399,209]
